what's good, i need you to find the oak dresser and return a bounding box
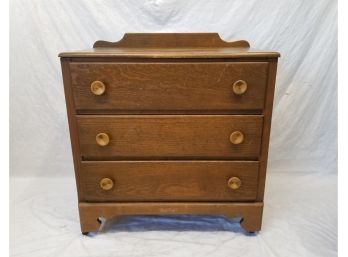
[59,33,280,234]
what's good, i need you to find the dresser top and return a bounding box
[59,33,280,59]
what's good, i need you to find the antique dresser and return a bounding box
[59,33,279,234]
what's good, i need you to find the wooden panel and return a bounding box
[60,59,85,200]
[93,33,250,48]
[80,161,259,202]
[70,62,268,112]
[79,202,264,233]
[76,115,263,159]
[59,33,280,235]
[256,58,278,201]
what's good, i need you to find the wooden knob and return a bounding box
[90,81,106,95]
[96,133,110,146]
[232,80,247,95]
[230,131,244,144]
[100,178,114,190]
[228,177,242,190]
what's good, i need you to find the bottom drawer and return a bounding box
[80,161,259,202]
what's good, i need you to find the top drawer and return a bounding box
[69,62,269,113]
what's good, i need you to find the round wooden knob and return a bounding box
[100,178,114,190]
[232,80,247,95]
[228,177,242,190]
[96,133,110,146]
[90,81,106,95]
[230,131,244,144]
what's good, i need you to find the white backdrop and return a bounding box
[10,0,337,177]
[10,1,337,257]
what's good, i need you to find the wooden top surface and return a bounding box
[59,33,280,58]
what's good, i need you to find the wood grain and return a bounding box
[80,161,259,202]
[79,202,264,233]
[59,49,280,59]
[70,62,268,112]
[256,58,278,201]
[93,33,250,48]
[60,58,85,200]
[59,33,279,234]
[59,33,279,58]
[76,115,263,160]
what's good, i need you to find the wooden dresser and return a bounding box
[59,33,279,234]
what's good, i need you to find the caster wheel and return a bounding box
[82,232,89,236]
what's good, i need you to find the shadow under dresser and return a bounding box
[59,33,280,235]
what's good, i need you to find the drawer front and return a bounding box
[80,161,259,201]
[77,115,263,159]
[70,62,268,112]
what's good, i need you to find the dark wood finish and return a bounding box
[59,33,279,234]
[80,161,259,202]
[69,62,268,112]
[60,59,85,199]
[70,57,275,63]
[79,202,264,233]
[59,48,279,59]
[93,33,251,48]
[60,47,279,60]
[59,33,280,59]
[76,115,263,160]
[256,59,278,201]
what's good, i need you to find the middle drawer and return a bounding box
[77,115,263,160]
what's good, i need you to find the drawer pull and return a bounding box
[100,178,114,190]
[90,81,106,95]
[227,177,242,190]
[232,80,247,95]
[230,131,244,144]
[96,133,110,146]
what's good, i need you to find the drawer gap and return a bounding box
[81,156,260,161]
[76,110,263,115]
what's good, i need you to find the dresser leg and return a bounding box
[79,207,103,234]
[79,204,123,234]
[223,202,263,233]
[239,215,262,233]
[238,208,263,233]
